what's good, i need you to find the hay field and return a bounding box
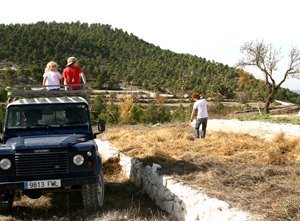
[100,123,300,221]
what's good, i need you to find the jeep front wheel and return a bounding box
[0,191,14,213]
[82,171,104,211]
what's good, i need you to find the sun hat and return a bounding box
[66,57,78,67]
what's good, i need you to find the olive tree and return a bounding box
[238,39,300,113]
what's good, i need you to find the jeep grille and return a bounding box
[15,152,69,176]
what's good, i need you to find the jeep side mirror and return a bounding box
[98,119,105,132]
[94,119,105,139]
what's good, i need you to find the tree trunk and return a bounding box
[264,89,277,113]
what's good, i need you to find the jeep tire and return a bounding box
[0,191,14,213]
[82,171,104,211]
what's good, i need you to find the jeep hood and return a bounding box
[6,134,88,150]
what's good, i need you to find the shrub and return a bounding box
[157,96,167,104]
[173,104,188,122]
[143,104,172,124]
[215,102,225,110]
[90,95,106,122]
[0,88,7,102]
[106,102,119,123]
[270,101,278,107]
[157,107,172,123]
[121,104,145,124]
[98,112,115,125]
[209,103,236,119]
[0,105,5,133]
[96,101,119,125]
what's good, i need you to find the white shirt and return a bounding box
[193,99,208,118]
[43,71,62,90]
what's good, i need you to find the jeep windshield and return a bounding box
[6,103,89,128]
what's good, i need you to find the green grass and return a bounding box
[236,114,300,125]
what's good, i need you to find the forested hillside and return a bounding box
[0,21,299,103]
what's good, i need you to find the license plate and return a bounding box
[24,180,61,189]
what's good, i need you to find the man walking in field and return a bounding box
[190,93,209,139]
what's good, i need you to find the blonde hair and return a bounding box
[45,61,58,73]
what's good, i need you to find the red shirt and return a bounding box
[62,66,83,90]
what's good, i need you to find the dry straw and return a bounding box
[101,125,300,220]
[119,94,135,119]
[102,126,300,165]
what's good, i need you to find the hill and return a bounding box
[0,21,300,104]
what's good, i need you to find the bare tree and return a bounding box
[238,39,300,113]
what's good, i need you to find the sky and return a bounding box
[1,0,300,90]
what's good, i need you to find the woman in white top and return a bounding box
[42,61,62,91]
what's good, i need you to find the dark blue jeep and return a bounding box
[0,88,105,212]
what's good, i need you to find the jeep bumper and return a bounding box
[0,176,99,191]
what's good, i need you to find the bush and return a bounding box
[270,101,278,107]
[90,95,106,122]
[98,112,115,125]
[209,103,237,118]
[0,88,7,102]
[120,104,145,124]
[143,104,172,124]
[215,102,225,110]
[157,96,167,104]
[157,107,172,123]
[0,105,5,133]
[173,104,188,122]
[106,102,119,123]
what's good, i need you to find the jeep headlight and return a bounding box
[0,158,11,170]
[73,154,84,166]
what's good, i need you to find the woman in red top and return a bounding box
[62,57,88,90]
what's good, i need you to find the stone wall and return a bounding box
[95,137,253,221]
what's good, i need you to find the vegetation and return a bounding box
[89,93,241,125]
[89,93,300,126]
[90,95,176,125]
[237,113,300,125]
[239,39,300,113]
[1,22,300,105]
[0,105,5,133]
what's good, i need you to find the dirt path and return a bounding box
[206,118,300,141]
[207,122,276,140]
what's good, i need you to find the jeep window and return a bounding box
[6,103,89,128]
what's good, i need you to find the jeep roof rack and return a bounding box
[7,84,89,102]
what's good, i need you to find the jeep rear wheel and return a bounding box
[82,171,104,211]
[0,191,14,213]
